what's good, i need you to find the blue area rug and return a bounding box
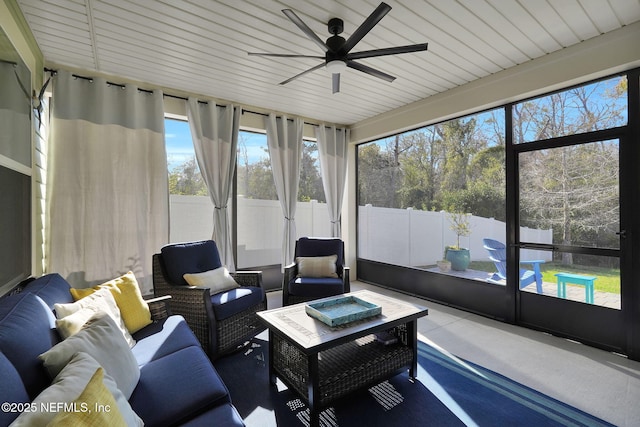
[214,335,613,426]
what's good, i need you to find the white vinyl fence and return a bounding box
[169,196,552,269]
[169,196,331,268]
[358,205,552,267]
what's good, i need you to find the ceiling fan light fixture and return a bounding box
[326,60,346,74]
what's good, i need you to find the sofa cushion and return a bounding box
[20,273,74,310]
[0,352,29,426]
[0,292,58,399]
[179,403,245,427]
[129,345,230,427]
[10,352,143,427]
[161,240,222,286]
[288,276,345,298]
[70,271,152,333]
[39,313,140,399]
[210,286,265,320]
[131,315,201,366]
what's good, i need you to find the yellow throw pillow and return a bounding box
[70,271,152,334]
[297,255,339,278]
[46,367,127,427]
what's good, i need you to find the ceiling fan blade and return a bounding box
[282,9,328,53]
[346,60,395,82]
[280,62,326,86]
[332,73,340,94]
[342,2,392,53]
[348,43,428,60]
[248,52,324,59]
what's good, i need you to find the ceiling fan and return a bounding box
[248,2,428,94]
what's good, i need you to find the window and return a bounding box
[164,121,330,268]
[236,132,329,269]
[358,109,508,274]
[0,29,32,293]
[165,118,212,243]
[513,76,628,143]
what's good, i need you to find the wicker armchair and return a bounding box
[153,240,266,360]
[283,237,350,306]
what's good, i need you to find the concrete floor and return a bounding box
[265,281,640,426]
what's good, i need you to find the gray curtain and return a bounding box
[47,70,167,294]
[187,99,240,271]
[316,125,349,237]
[265,113,303,268]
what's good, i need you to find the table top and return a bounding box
[257,290,428,351]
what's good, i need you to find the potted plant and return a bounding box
[445,212,471,271]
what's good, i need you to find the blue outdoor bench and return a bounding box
[555,272,596,304]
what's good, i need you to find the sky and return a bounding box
[164,118,269,171]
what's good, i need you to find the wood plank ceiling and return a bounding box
[16,0,640,126]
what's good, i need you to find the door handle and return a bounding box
[616,230,627,238]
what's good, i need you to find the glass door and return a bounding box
[509,75,628,353]
[518,139,620,310]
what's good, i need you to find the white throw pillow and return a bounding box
[297,255,339,278]
[183,266,240,294]
[39,314,140,399]
[54,288,135,348]
[10,352,143,427]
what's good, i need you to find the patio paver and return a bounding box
[425,267,621,310]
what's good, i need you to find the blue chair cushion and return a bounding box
[0,352,29,426]
[131,315,201,366]
[21,273,73,310]
[288,277,345,298]
[129,346,230,427]
[161,240,222,285]
[296,237,344,265]
[210,287,265,320]
[0,292,59,399]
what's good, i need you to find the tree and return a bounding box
[358,142,401,208]
[298,141,325,202]
[168,158,207,196]
[398,128,443,211]
[358,112,505,217]
[236,137,325,202]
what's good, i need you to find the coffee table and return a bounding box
[257,290,428,426]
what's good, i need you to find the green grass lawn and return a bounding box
[469,261,620,294]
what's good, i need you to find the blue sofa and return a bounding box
[0,273,245,427]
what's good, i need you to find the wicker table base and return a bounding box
[258,290,428,427]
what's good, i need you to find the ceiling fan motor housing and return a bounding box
[326,18,346,62]
[328,18,344,35]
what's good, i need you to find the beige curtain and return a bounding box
[265,113,303,268]
[187,99,240,271]
[316,125,349,237]
[47,70,168,294]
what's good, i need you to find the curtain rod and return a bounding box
[43,67,333,128]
